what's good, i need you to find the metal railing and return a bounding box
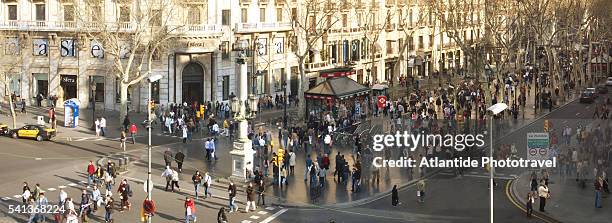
[234,22,292,33]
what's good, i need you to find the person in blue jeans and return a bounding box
[595,177,603,208]
[228,182,238,212]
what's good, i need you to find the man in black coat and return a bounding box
[175,151,185,173]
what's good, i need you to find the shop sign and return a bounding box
[61,75,77,84]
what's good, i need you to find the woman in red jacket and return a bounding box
[185,196,197,222]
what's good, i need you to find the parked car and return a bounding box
[585,88,598,98]
[579,91,595,103]
[606,77,612,86]
[9,124,56,141]
[596,85,608,94]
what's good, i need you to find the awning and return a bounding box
[371,84,389,90]
[305,76,370,100]
[319,67,356,78]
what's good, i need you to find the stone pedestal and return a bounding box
[229,138,254,182]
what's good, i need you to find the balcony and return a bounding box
[0,20,222,37]
[234,22,292,33]
[170,24,224,36]
[385,23,396,31]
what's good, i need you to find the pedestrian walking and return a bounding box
[95,118,101,137]
[289,150,296,175]
[118,179,132,211]
[91,185,101,212]
[100,117,107,136]
[22,182,31,204]
[184,197,197,223]
[538,180,550,212]
[245,182,256,212]
[164,148,173,167]
[391,185,399,206]
[526,192,535,217]
[104,195,114,223]
[171,168,181,192]
[182,124,188,143]
[58,188,67,208]
[417,180,426,203]
[257,178,266,206]
[228,182,238,213]
[192,171,202,199]
[595,176,603,208]
[203,172,213,198]
[87,160,96,186]
[175,151,185,173]
[119,130,127,151]
[129,123,137,144]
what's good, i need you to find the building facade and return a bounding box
[0,0,483,111]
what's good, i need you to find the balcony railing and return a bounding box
[234,22,292,33]
[0,20,223,36]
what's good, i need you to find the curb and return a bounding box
[508,173,562,223]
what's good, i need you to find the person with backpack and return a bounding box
[192,171,203,199]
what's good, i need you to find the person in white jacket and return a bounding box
[161,166,174,191]
[289,150,296,175]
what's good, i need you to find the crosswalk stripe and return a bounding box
[241,220,252,223]
[95,138,104,141]
[47,188,56,191]
[249,215,260,219]
[13,195,22,198]
[67,183,77,187]
[257,211,268,215]
[2,197,11,201]
[265,207,275,211]
[58,185,66,189]
[75,138,88,141]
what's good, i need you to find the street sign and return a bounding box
[377,95,387,109]
[144,179,154,193]
[527,132,550,160]
[543,119,550,132]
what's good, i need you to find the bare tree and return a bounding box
[287,0,342,119]
[0,30,27,128]
[362,2,396,85]
[78,0,181,124]
[484,0,525,76]
[427,0,486,79]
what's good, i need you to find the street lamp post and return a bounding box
[486,103,508,223]
[90,78,96,130]
[146,74,162,223]
[283,79,288,128]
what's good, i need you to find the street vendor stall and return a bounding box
[304,76,371,124]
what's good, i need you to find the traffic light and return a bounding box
[200,104,205,115]
[148,100,155,110]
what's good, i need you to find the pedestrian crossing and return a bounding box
[438,169,518,180]
[240,206,287,223]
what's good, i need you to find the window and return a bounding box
[222,10,230,26]
[63,5,75,22]
[188,6,201,24]
[276,8,283,22]
[418,36,423,49]
[151,10,162,26]
[90,5,102,22]
[119,6,130,22]
[8,5,17,20]
[221,41,229,60]
[241,8,247,23]
[222,76,230,100]
[342,14,347,27]
[4,37,19,55]
[386,40,393,54]
[408,9,412,26]
[260,8,266,22]
[429,35,433,47]
[35,4,45,21]
[308,15,315,31]
[291,8,297,21]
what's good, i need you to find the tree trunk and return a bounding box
[297,57,306,120]
[7,91,17,129]
[119,81,129,128]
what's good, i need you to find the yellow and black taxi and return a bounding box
[0,123,9,135]
[9,124,56,141]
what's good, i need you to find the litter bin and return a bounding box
[63,98,80,128]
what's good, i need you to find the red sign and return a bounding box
[377,96,387,109]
